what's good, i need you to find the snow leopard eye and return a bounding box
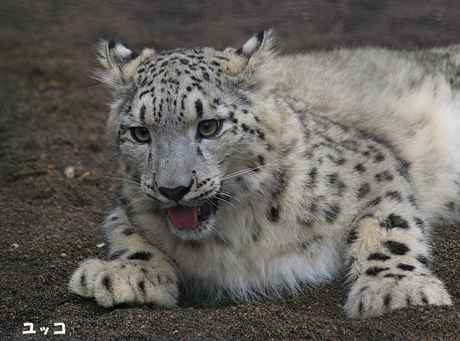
[130,127,151,143]
[197,119,222,138]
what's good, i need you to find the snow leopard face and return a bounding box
[99,33,275,240]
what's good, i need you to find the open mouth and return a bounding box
[167,201,215,229]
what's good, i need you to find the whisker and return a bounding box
[214,193,238,211]
[221,163,272,181]
[103,176,140,186]
[219,191,242,205]
[115,171,142,182]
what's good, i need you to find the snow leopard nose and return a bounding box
[158,184,191,202]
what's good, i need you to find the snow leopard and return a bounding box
[69,30,460,319]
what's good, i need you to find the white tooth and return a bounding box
[197,206,201,214]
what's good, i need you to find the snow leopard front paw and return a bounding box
[68,257,179,308]
[344,274,452,319]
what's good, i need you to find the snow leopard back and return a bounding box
[268,46,460,225]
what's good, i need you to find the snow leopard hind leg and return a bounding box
[343,192,452,318]
[68,207,179,308]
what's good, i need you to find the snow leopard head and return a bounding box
[97,30,280,240]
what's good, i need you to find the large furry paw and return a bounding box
[344,274,452,319]
[68,258,179,308]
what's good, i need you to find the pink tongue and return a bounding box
[167,206,198,229]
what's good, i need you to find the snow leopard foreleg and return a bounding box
[343,204,452,318]
[68,207,178,308]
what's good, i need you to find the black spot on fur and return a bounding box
[359,214,374,221]
[327,154,347,165]
[128,251,153,261]
[420,292,429,304]
[356,183,371,199]
[108,249,127,260]
[195,99,204,118]
[197,145,203,157]
[341,139,359,151]
[138,280,146,293]
[414,217,424,230]
[139,90,150,99]
[384,293,392,308]
[366,197,382,208]
[375,171,394,182]
[367,253,391,261]
[347,228,358,244]
[384,240,410,255]
[327,173,346,195]
[374,152,386,162]
[257,155,265,166]
[81,272,87,287]
[190,76,202,83]
[396,159,411,179]
[305,167,318,189]
[384,273,406,280]
[123,228,136,236]
[337,158,347,165]
[102,275,112,292]
[397,263,415,271]
[380,214,410,230]
[267,167,288,222]
[354,163,366,173]
[139,105,146,123]
[385,191,403,202]
[268,206,280,223]
[416,255,430,267]
[365,267,389,276]
[406,295,412,306]
[323,204,341,222]
[256,128,265,140]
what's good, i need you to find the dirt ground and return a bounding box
[1,1,460,340]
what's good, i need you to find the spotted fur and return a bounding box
[69,31,460,318]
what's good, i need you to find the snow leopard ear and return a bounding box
[96,39,144,89]
[222,29,275,74]
[235,29,274,58]
[222,30,275,90]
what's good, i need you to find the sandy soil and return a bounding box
[1,1,460,339]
